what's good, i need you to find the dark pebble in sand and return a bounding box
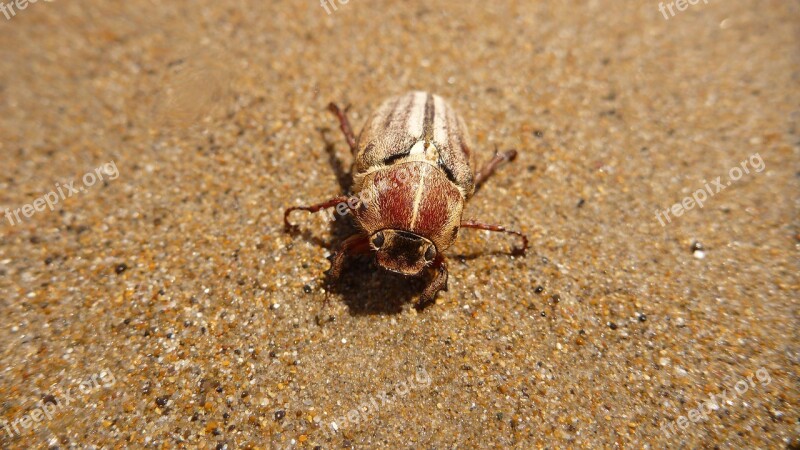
[115,263,128,274]
[274,410,285,421]
[303,284,312,294]
[155,395,170,407]
[534,285,544,294]
[608,322,618,330]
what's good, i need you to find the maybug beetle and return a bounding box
[284,91,528,306]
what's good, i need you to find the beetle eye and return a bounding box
[424,245,436,262]
[372,231,385,248]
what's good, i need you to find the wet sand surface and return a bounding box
[0,1,798,448]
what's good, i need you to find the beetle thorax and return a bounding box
[353,162,464,253]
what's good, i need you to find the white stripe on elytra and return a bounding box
[433,95,447,144]
[405,92,427,139]
[409,163,429,229]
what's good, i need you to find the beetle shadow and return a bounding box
[297,128,424,316]
[325,258,426,315]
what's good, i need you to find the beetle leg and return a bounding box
[328,102,358,155]
[284,195,350,230]
[460,219,528,256]
[325,233,371,281]
[474,148,517,190]
[317,234,371,307]
[418,254,449,307]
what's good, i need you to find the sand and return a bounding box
[0,0,798,448]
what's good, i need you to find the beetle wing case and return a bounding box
[351,92,476,199]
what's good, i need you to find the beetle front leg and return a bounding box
[474,148,518,190]
[328,102,358,155]
[326,233,372,281]
[284,195,350,230]
[418,255,449,307]
[460,219,528,256]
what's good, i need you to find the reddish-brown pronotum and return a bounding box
[285,91,528,306]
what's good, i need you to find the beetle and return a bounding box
[284,91,528,306]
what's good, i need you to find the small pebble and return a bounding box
[691,241,705,259]
[155,396,170,408]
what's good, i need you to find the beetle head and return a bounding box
[370,229,437,276]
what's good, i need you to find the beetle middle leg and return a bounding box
[474,149,518,190]
[328,102,357,154]
[284,195,350,229]
[460,219,528,256]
